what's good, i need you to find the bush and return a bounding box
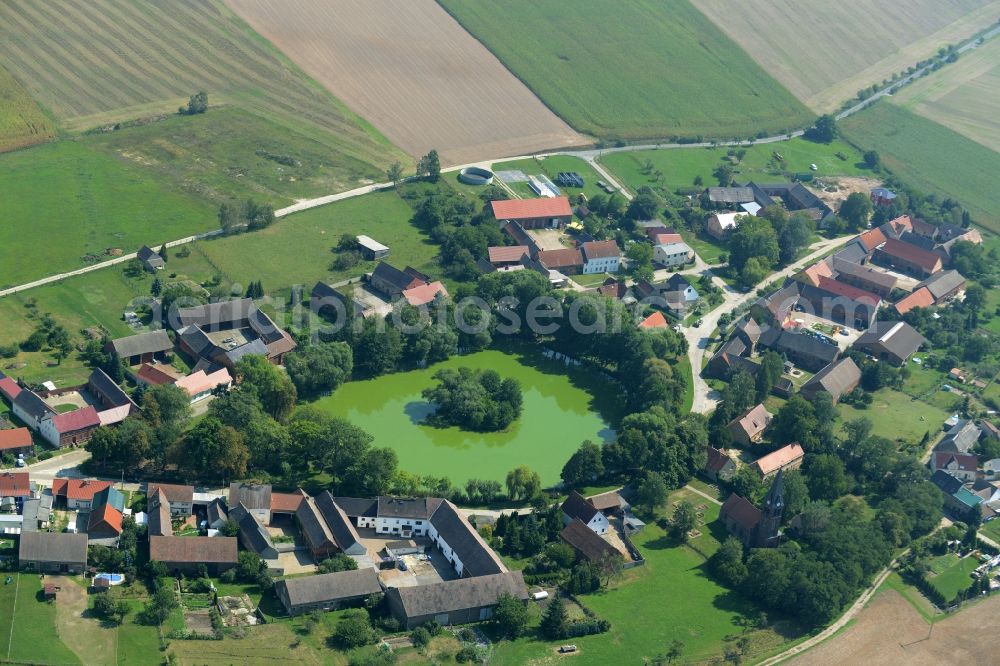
[219,568,236,583]
[455,646,480,663]
[410,627,431,648]
[332,610,377,649]
[0,344,17,358]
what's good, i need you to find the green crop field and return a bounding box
[892,36,1000,154]
[0,141,215,289]
[841,103,1000,232]
[494,488,800,665]
[0,64,55,152]
[437,0,813,140]
[600,137,868,194]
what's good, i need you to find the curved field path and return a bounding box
[224,0,588,165]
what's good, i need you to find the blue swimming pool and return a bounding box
[95,573,124,585]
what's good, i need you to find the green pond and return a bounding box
[311,349,617,486]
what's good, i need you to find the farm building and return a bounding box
[752,443,804,478]
[639,312,669,329]
[800,358,861,403]
[873,238,942,278]
[356,235,390,260]
[706,186,755,206]
[0,427,33,458]
[798,277,881,330]
[580,240,621,274]
[147,489,173,538]
[87,488,125,545]
[560,491,610,535]
[276,569,384,616]
[106,330,173,366]
[537,248,584,274]
[229,503,278,559]
[18,532,88,574]
[728,404,773,446]
[490,197,572,229]
[560,518,621,563]
[853,321,925,365]
[297,492,366,560]
[173,298,297,368]
[756,328,839,373]
[174,367,233,402]
[706,212,743,239]
[917,270,966,303]
[830,258,897,298]
[0,471,30,501]
[870,188,897,207]
[137,245,165,272]
[229,482,272,524]
[369,262,427,297]
[150,536,238,575]
[894,287,935,315]
[487,246,530,267]
[402,281,449,307]
[934,420,982,455]
[386,571,528,629]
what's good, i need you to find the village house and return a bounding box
[537,248,584,275]
[930,451,978,483]
[386,571,528,629]
[800,358,861,403]
[653,241,694,268]
[705,334,761,381]
[150,536,239,575]
[368,262,427,297]
[706,212,743,240]
[0,427,34,458]
[137,245,165,272]
[560,491,610,535]
[275,568,384,616]
[728,404,773,446]
[53,479,113,510]
[639,311,669,329]
[560,518,621,564]
[930,470,982,520]
[705,445,737,482]
[753,443,805,478]
[490,197,572,229]
[87,487,125,545]
[894,287,935,316]
[106,330,173,366]
[402,281,449,307]
[174,367,233,402]
[853,321,925,365]
[0,471,30,503]
[580,240,621,274]
[148,483,194,516]
[870,187,897,207]
[356,235,390,260]
[147,488,173,538]
[19,532,88,574]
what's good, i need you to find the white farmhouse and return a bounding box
[560,491,610,535]
[654,241,694,268]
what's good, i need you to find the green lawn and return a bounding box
[491,155,608,200]
[979,518,1000,544]
[437,0,813,141]
[841,102,1000,233]
[927,554,978,602]
[0,140,216,289]
[837,388,949,444]
[677,229,728,264]
[494,489,800,664]
[600,137,868,195]
[0,574,80,665]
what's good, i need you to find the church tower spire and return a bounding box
[755,468,785,547]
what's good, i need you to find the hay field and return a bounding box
[0,0,403,173]
[792,587,1000,665]
[438,0,813,141]
[225,0,587,166]
[693,0,1000,111]
[0,65,55,152]
[892,37,1000,152]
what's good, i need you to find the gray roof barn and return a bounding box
[854,321,925,364]
[315,492,366,555]
[935,420,982,454]
[800,358,861,402]
[275,568,383,612]
[229,503,277,557]
[107,330,173,359]
[918,270,966,301]
[229,482,272,512]
[560,518,620,563]
[428,501,506,577]
[19,531,87,567]
[377,496,441,520]
[387,571,527,623]
[561,491,600,524]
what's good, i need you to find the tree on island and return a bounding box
[421,367,522,432]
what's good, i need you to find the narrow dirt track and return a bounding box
[224,0,588,165]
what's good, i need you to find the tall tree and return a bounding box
[180,417,248,480]
[233,355,297,421]
[838,193,873,231]
[285,342,353,397]
[539,597,569,639]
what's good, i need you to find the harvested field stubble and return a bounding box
[224,0,587,165]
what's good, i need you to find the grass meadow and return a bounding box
[0,575,80,665]
[437,0,813,140]
[837,387,950,445]
[0,141,215,289]
[599,137,869,195]
[841,102,1000,232]
[892,36,1000,154]
[0,64,55,152]
[927,554,979,601]
[493,488,801,664]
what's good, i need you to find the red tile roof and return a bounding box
[402,281,449,307]
[136,363,180,386]
[887,215,913,233]
[857,227,887,251]
[640,312,668,328]
[536,248,583,269]
[801,260,834,287]
[175,368,232,397]
[0,428,32,451]
[721,494,761,532]
[88,503,123,535]
[0,471,29,497]
[816,276,881,304]
[0,376,21,402]
[879,238,942,273]
[934,451,977,473]
[491,197,571,221]
[53,479,112,501]
[51,406,100,433]
[487,246,529,264]
[894,287,934,315]
[148,483,194,504]
[753,443,805,476]
[652,233,684,245]
[581,240,621,260]
[271,490,306,513]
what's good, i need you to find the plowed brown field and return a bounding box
[792,589,1000,665]
[224,0,588,165]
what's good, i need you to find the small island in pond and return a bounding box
[421,367,523,432]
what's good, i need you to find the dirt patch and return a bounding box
[792,588,1000,665]
[224,0,587,165]
[809,176,882,210]
[45,575,116,666]
[184,609,215,636]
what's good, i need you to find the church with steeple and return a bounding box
[719,469,785,548]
